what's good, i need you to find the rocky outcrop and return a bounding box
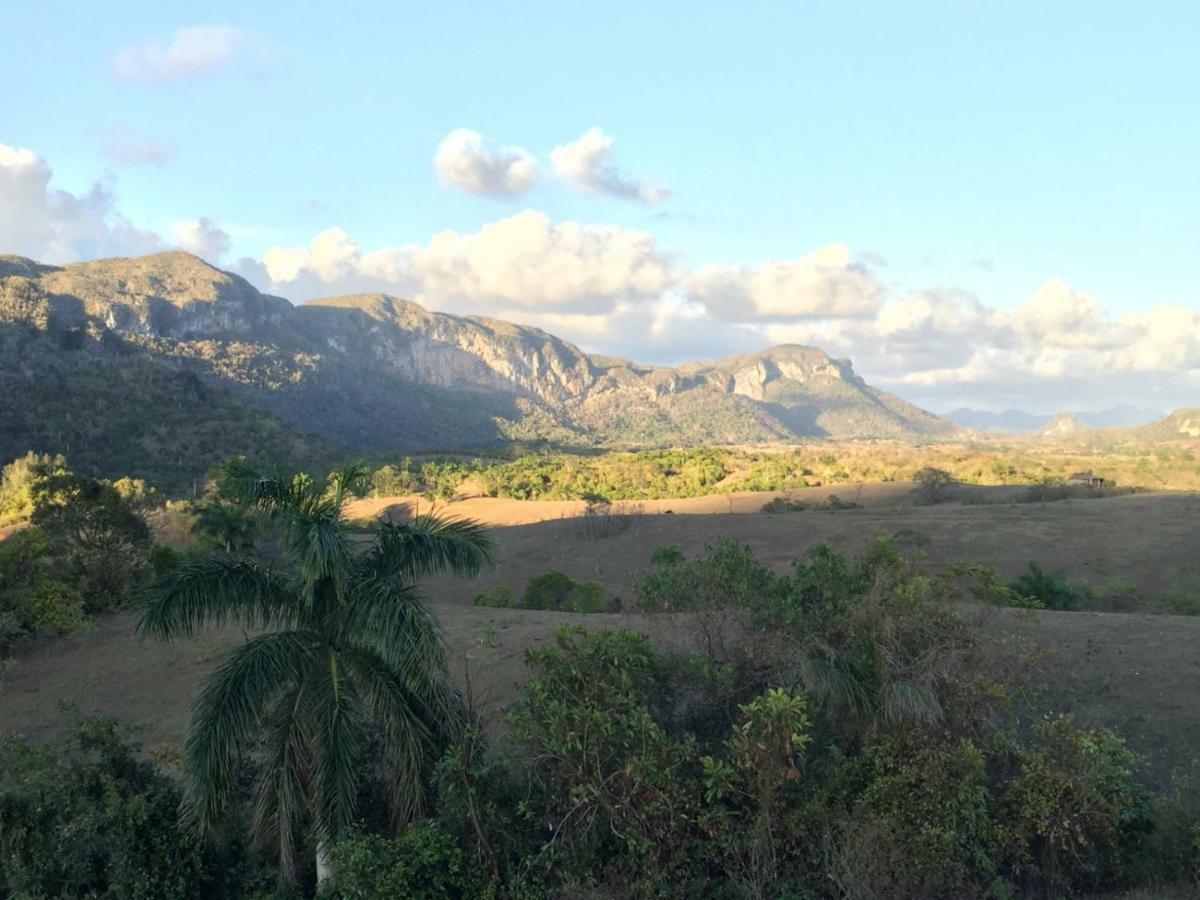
[1,251,957,449]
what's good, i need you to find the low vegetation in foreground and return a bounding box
[3,454,1200,898]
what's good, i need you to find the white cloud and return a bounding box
[550,128,669,204]
[99,127,175,167]
[3,138,1196,414]
[261,211,676,316]
[689,245,882,322]
[173,217,230,261]
[435,129,536,197]
[112,25,247,84]
[0,143,163,263]
[254,217,1200,411]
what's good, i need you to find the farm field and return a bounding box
[6,486,1200,788]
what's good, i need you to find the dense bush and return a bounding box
[408,612,1170,899]
[0,451,68,524]
[349,442,1200,508]
[0,456,167,650]
[321,824,480,899]
[473,583,518,608]
[0,527,87,650]
[1010,562,1089,611]
[474,571,616,613]
[0,715,276,900]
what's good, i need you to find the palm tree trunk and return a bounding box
[316,841,332,885]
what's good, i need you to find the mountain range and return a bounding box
[1,251,955,489]
[947,406,1165,434]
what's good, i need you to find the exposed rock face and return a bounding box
[1041,413,1089,436]
[1,251,957,452]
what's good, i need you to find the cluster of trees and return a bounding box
[357,441,1200,506]
[0,453,164,652]
[4,456,1200,897]
[473,570,617,613]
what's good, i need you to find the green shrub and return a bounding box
[996,715,1146,893]
[473,584,517,608]
[322,824,479,899]
[762,496,807,513]
[520,570,614,613]
[522,569,577,609]
[572,579,610,613]
[0,451,67,524]
[649,544,684,566]
[634,538,778,659]
[1009,562,1089,610]
[30,469,152,609]
[829,738,998,898]
[0,527,87,649]
[1162,565,1200,615]
[0,715,250,899]
[505,627,705,892]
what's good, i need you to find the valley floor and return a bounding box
[4,488,1200,788]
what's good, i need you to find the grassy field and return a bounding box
[4,485,1200,792]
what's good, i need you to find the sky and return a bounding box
[2,1,1199,414]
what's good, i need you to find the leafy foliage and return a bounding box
[31,468,153,607]
[1010,562,1089,611]
[0,527,87,651]
[138,459,495,884]
[0,715,274,900]
[319,824,480,899]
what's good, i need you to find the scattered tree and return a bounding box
[913,466,954,504]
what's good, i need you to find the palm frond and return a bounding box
[284,504,353,606]
[137,554,297,640]
[883,680,944,728]
[337,578,446,677]
[308,651,369,843]
[798,651,877,719]
[326,462,370,508]
[216,457,293,509]
[183,630,318,834]
[251,686,314,883]
[368,514,496,582]
[342,645,459,829]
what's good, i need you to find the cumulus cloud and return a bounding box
[112,25,247,84]
[550,128,669,204]
[765,281,1200,412]
[0,143,163,263]
[173,217,231,261]
[260,210,676,315]
[99,127,175,167]
[689,245,883,322]
[435,129,536,197]
[3,138,1195,414]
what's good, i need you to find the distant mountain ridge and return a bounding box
[1,251,955,487]
[948,406,1164,434]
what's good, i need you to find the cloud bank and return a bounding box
[0,143,163,262]
[3,142,1196,413]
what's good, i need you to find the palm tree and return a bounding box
[190,497,259,553]
[138,459,494,883]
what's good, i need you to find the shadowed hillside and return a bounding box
[0,251,960,487]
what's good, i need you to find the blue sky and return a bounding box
[3,1,1199,412]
